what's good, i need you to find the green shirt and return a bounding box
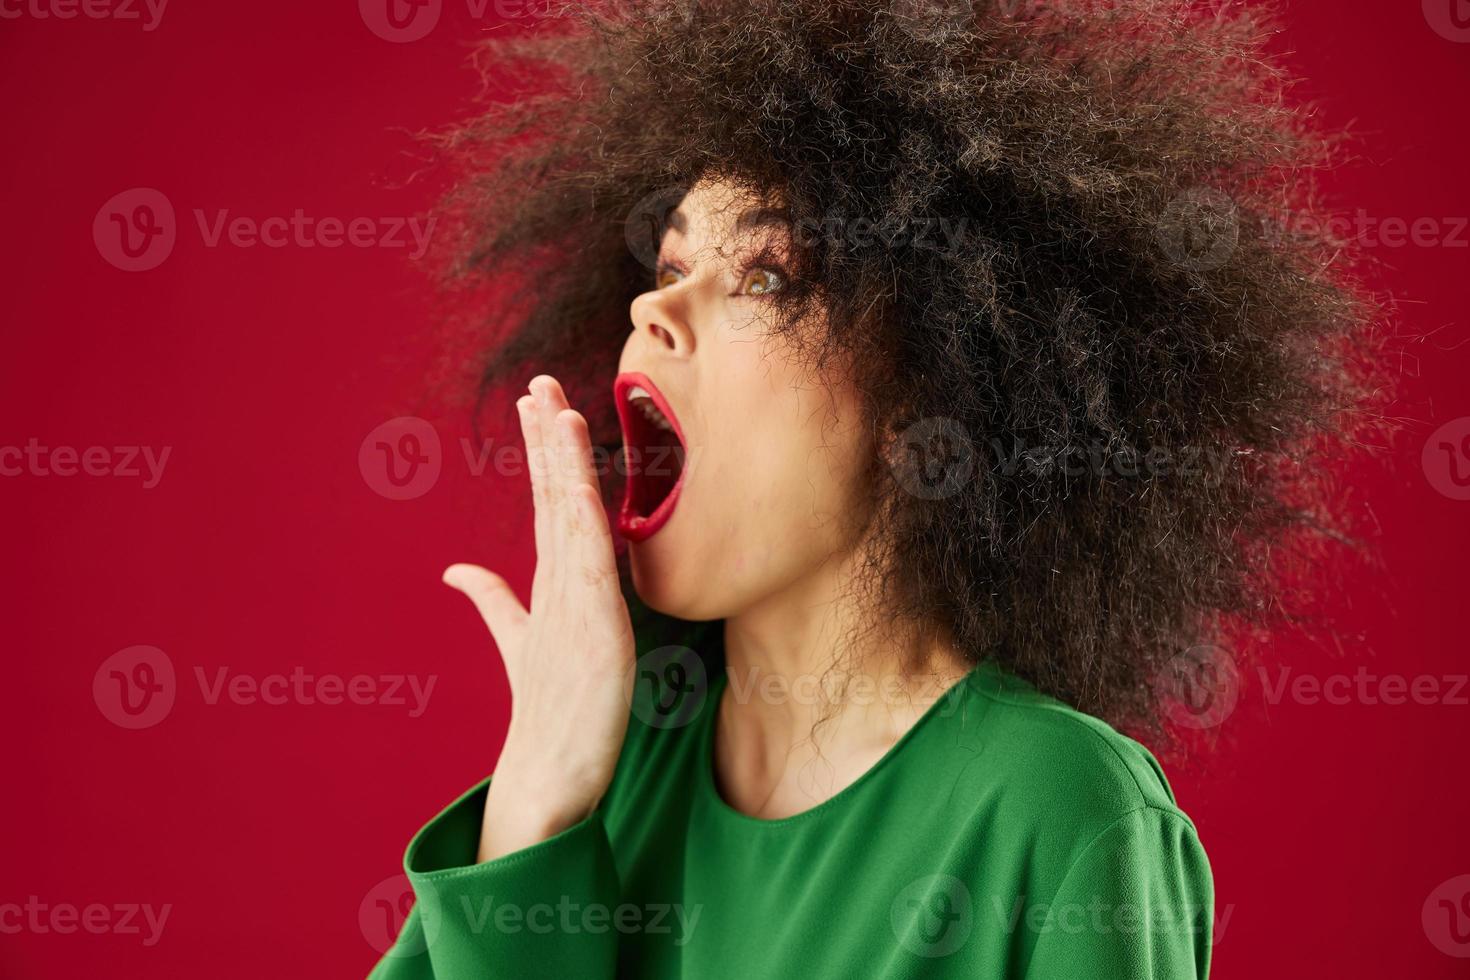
[369,620,1213,978]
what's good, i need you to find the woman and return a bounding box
[371,0,1373,976]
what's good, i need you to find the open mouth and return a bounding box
[613,371,688,542]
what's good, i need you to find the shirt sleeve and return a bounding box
[1023,806,1214,979]
[367,777,621,980]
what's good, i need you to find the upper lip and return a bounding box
[613,371,686,446]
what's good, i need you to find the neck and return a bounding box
[720,545,966,740]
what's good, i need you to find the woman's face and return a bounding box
[615,177,873,620]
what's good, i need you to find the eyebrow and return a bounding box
[663,205,791,238]
[734,207,792,235]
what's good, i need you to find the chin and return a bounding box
[627,529,718,621]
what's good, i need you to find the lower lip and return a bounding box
[616,488,682,542]
[613,373,687,543]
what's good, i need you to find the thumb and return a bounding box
[442,563,528,656]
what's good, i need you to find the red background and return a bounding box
[2,2,1467,976]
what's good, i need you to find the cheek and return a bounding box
[636,408,865,619]
[627,328,872,619]
[700,374,870,547]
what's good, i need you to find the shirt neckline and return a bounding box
[695,660,986,828]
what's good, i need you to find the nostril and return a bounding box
[651,323,675,349]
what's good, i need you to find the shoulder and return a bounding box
[944,663,1213,949]
[959,660,1192,829]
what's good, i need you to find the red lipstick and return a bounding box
[613,372,688,542]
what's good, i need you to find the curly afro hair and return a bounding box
[431,0,1382,736]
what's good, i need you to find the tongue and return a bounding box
[626,425,684,517]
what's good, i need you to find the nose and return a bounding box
[628,286,696,359]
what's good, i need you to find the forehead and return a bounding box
[665,176,790,248]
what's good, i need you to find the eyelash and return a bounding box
[653,256,787,298]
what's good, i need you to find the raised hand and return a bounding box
[442,374,636,862]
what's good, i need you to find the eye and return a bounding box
[739,267,784,296]
[654,262,685,289]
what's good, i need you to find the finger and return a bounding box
[516,393,552,562]
[529,374,577,491]
[526,377,574,607]
[556,415,622,606]
[553,408,603,495]
[443,563,528,654]
[529,376,601,588]
[568,482,621,596]
[540,395,606,572]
